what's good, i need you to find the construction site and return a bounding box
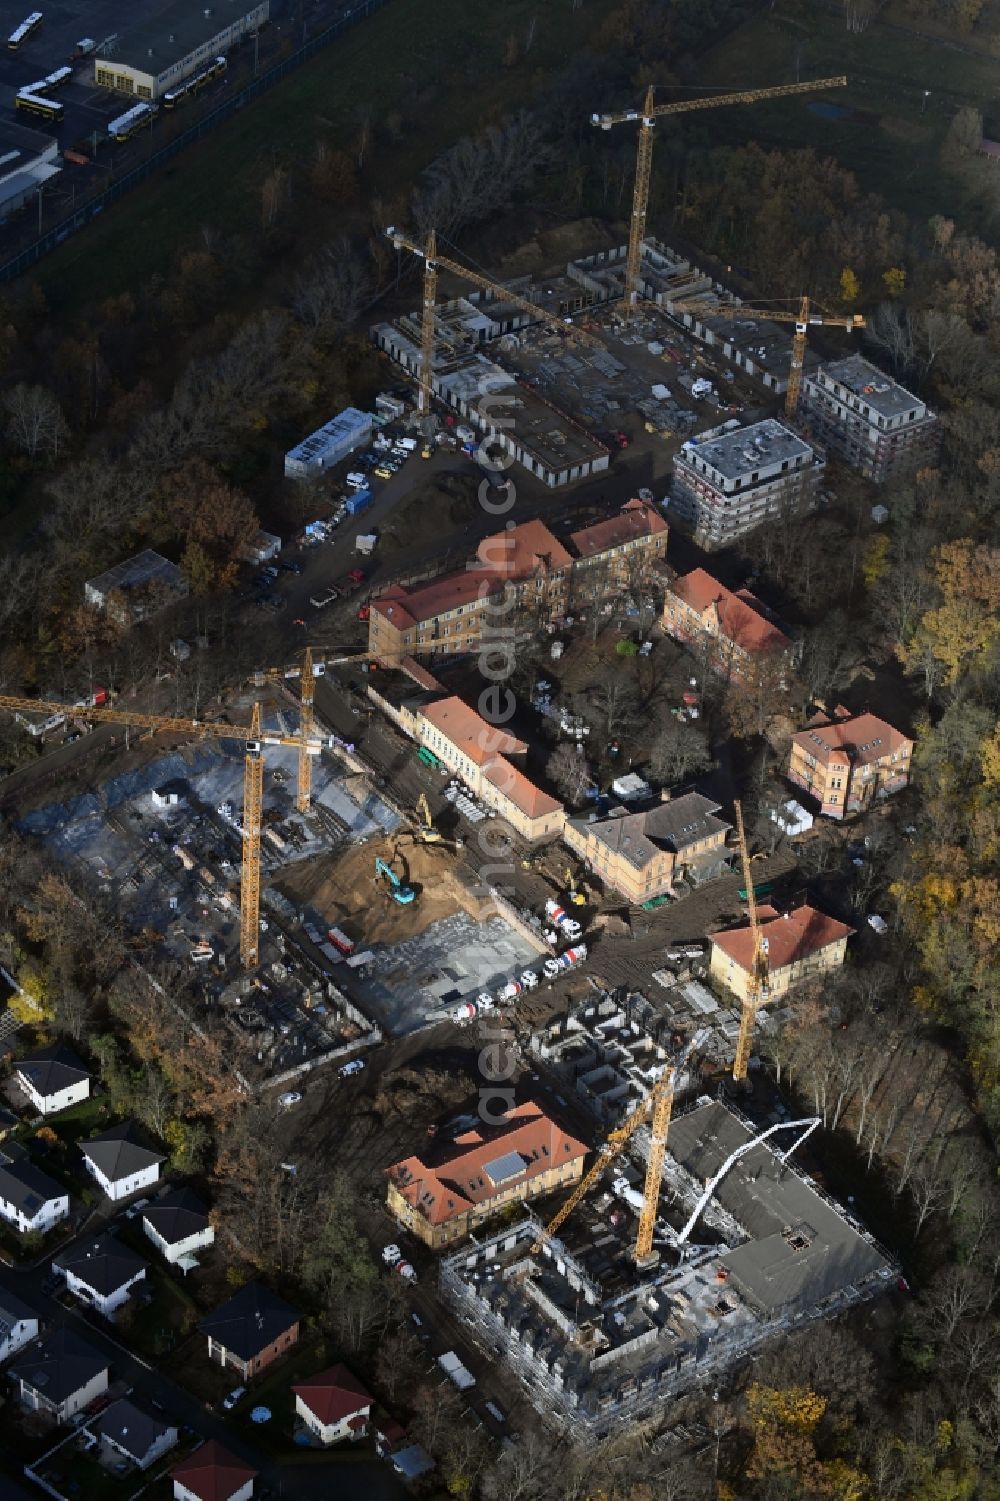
[439,1096,894,1441]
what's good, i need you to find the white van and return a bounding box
[345,472,367,490]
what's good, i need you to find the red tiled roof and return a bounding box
[398,658,445,693]
[670,569,790,655]
[791,711,911,768]
[711,904,854,973]
[569,498,668,559]
[294,1363,372,1426]
[477,519,572,577]
[421,697,525,767]
[481,756,562,821]
[171,1442,257,1501]
[386,1101,587,1227]
[371,569,505,632]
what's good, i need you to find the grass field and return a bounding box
[698,0,1000,233]
[34,0,617,312]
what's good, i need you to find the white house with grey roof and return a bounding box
[143,1187,214,1272]
[11,1327,109,1423]
[80,1121,164,1202]
[84,550,188,625]
[0,1286,39,1362]
[671,418,824,548]
[90,1396,178,1470]
[15,1043,91,1117]
[54,1233,148,1318]
[0,1145,69,1235]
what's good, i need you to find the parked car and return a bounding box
[222,1386,246,1411]
[339,1058,365,1078]
[280,560,303,575]
[124,1197,152,1221]
[374,465,392,480]
[278,1091,303,1109]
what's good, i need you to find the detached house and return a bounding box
[90,1396,178,1471]
[0,1287,40,1363]
[787,706,914,819]
[386,1100,587,1250]
[294,1363,373,1446]
[80,1121,164,1202]
[14,1044,91,1117]
[709,903,854,1004]
[198,1283,301,1380]
[662,569,791,679]
[0,1144,69,1236]
[142,1187,214,1272]
[172,1442,257,1501]
[564,791,732,906]
[54,1234,147,1318]
[10,1327,109,1423]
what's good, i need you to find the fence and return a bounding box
[0,0,390,286]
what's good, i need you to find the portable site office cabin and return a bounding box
[285,408,372,478]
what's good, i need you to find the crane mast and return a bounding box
[591,76,848,323]
[240,701,264,969]
[732,800,769,1081]
[664,292,864,417]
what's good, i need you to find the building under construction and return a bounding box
[440,1098,893,1441]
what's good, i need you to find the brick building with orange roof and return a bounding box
[787,705,913,819]
[662,567,791,679]
[385,1101,587,1249]
[709,903,854,1004]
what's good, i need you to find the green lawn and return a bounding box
[125,1264,200,1360]
[34,0,618,312]
[697,0,1000,233]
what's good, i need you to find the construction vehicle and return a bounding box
[663,293,865,418]
[544,898,583,942]
[732,801,769,1082]
[386,225,603,415]
[531,1028,709,1262]
[375,854,415,905]
[415,793,442,844]
[591,77,848,324]
[0,692,323,969]
[543,944,587,980]
[563,867,587,906]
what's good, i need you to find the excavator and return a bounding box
[374,853,416,905]
[564,867,587,907]
[415,793,442,844]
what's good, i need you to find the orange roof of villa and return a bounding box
[712,904,854,973]
[671,569,790,655]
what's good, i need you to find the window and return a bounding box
[137,85,152,98]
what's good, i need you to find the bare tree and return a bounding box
[4,383,70,461]
[546,742,593,807]
[649,717,713,786]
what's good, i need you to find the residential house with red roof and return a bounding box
[662,568,791,680]
[787,705,913,819]
[709,903,854,1004]
[367,501,666,663]
[294,1363,372,1446]
[171,1441,256,1501]
[386,1101,587,1249]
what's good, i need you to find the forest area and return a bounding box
[0,0,997,1495]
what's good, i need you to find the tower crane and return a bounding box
[252,645,326,813]
[0,692,324,970]
[386,225,604,415]
[590,76,848,324]
[732,799,769,1082]
[531,1028,708,1262]
[662,293,865,417]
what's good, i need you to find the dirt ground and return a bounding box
[278,833,487,945]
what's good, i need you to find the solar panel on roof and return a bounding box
[483,1151,528,1186]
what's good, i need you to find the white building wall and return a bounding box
[175,1477,254,1501]
[0,1190,70,1235]
[143,1220,215,1263]
[84,1158,160,1202]
[21,1365,109,1422]
[66,1267,145,1317]
[20,1075,90,1116]
[0,1316,39,1362]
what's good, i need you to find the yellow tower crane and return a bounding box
[532,1029,708,1262]
[663,294,865,417]
[252,646,326,813]
[591,77,848,324]
[386,225,604,416]
[0,692,324,969]
[732,799,770,1082]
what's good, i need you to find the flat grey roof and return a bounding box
[813,353,924,419]
[102,0,263,73]
[668,1101,890,1316]
[682,418,814,483]
[0,120,57,166]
